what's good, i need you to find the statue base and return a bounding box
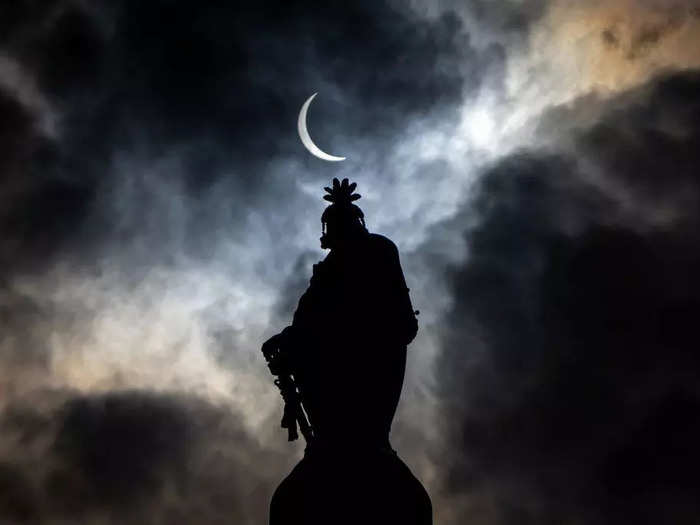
[270,445,432,525]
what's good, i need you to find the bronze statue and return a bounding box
[263,178,431,524]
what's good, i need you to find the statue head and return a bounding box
[320,178,368,249]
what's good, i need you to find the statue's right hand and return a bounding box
[261,326,295,373]
[262,338,290,376]
[261,333,282,361]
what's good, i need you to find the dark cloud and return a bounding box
[52,394,193,507]
[434,70,700,524]
[0,84,93,274]
[0,390,288,524]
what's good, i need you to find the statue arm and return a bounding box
[262,286,315,371]
[268,260,326,361]
[263,264,321,369]
[291,264,322,332]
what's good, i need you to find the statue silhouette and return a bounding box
[262,179,432,524]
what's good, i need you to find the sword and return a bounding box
[262,330,314,444]
[274,372,314,443]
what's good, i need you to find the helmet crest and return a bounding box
[323,177,361,205]
[321,178,366,233]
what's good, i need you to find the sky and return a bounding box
[1,0,699,523]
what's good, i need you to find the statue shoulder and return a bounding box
[367,233,400,258]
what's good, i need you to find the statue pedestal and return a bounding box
[270,447,432,525]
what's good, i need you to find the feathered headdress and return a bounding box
[321,178,366,233]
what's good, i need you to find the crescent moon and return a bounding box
[297,93,346,162]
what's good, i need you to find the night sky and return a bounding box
[2,1,700,523]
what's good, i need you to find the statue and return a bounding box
[262,178,432,524]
